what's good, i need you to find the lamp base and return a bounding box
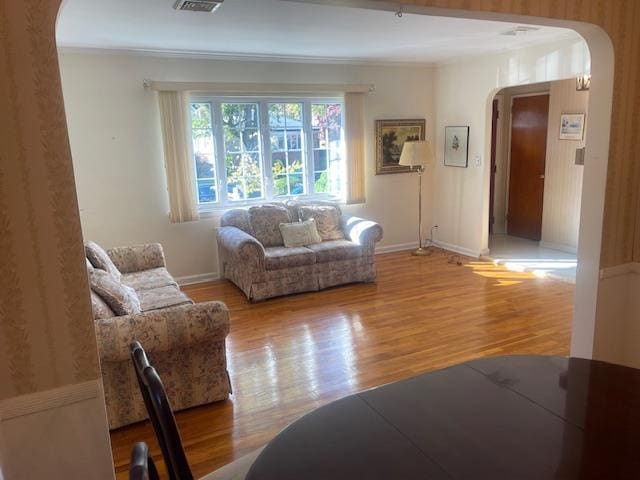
[411,247,432,256]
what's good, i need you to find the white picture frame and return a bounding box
[559,113,585,140]
[444,126,469,168]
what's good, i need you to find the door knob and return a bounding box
[539,174,545,179]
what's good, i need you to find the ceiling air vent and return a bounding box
[501,26,540,36]
[173,0,223,13]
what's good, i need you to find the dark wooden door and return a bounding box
[507,94,549,241]
[489,99,499,234]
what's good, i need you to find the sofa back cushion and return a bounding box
[90,290,115,319]
[220,209,254,236]
[279,218,322,248]
[89,270,141,316]
[299,205,344,241]
[85,241,122,281]
[286,199,341,222]
[248,205,291,247]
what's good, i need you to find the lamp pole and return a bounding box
[413,165,429,256]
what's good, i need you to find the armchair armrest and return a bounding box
[107,243,166,274]
[95,301,229,362]
[341,216,383,246]
[217,226,265,269]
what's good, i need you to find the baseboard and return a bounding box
[600,262,640,280]
[539,241,578,254]
[375,242,419,254]
[176,272,220,286]
[432,240,481,258]
[0,380,101,421]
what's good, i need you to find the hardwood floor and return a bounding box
[110,249,574,479]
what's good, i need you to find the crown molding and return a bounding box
[57,46,436,69]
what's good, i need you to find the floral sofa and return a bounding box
[217,201,383,301]
[86,242,231,429]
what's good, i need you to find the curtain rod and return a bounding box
[143,80,374,94]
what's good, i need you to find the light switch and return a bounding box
[474,155,482,167]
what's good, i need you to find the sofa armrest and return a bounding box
[217,226,265,269]
[95,301,229,362]
[107,243,166,274]
[341,216,383,247]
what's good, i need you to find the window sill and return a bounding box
[197,194,345,217]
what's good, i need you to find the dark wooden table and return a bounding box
[246,355,640,480]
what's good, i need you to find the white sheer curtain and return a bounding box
[344,92,366,204]
[158,91,199,223]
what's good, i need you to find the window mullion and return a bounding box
[303,101,314,195]
[213,100,228,205]
[260,100,273,200]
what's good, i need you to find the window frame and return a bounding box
[189,95,345,212]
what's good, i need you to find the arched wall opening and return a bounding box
[0,1,617,479]
[297,0,614,362]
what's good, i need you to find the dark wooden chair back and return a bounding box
[130,442,160,480]
[131,341,194,480]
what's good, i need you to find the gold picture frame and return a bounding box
[375,119,426,174]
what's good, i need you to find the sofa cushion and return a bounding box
[89,270,141,316]
[137,285,193,312]
[90,290,115,319]
[220,208,254,236]
[85,241,122,281]
[248,205,291,247]
[299,205,344,241]
[121,267,178,291]
[264,246,316,270]
[285,199,342,222]
[306,240,363,263]
[279,219,322,248]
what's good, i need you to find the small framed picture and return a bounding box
[559,113,585,140]
[444,126,469,168]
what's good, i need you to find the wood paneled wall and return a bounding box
[396,0,640,268]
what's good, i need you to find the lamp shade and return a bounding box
[399,140,433,168]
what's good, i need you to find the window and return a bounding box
[189,97,344,208]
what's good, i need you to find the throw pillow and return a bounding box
[90,290,115,319]
[89,269,141,316]
[248,205,291,247]
[85,241,122,281]
[299,205,344,241]
[279,219,323,248]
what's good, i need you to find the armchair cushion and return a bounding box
[107,243,166,274]
[85,241,122,280]
[95,301,230,363]
[248,205,291,247]
[137,285,192,312]
[264,246,316,270]
[122,267,177,291]
[89,270,141,316]
[299,205,344,241]
[306,240,363,263]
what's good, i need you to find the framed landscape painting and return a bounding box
[559,113,585,140]
[375,119,426,174]
[444,126,469,168]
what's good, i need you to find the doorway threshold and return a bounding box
[484,234,577,284]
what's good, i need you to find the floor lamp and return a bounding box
[399,140,434,256]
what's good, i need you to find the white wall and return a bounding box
[433,37,590,256]
[59,52,435,280]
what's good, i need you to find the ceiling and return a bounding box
[56,0,581,64]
